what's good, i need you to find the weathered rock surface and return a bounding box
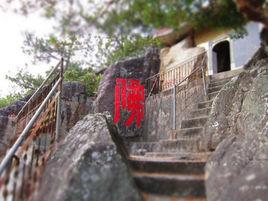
[33,113,143,201]
[204,51,268,201]
[0,96,30,154]
[60,81,94,137]
[160,36,205,72]
[94,47,160,137]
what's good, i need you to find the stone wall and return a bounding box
[232,22,261,68]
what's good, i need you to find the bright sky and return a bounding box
[0,10,55,97]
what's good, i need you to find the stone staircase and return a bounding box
[128,71,241,201]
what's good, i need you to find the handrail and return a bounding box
[146,51,207,94]
[0,58,65,201]
[16,59,63,120]
[170,55,208,133]
[174,62,203,88]
[201,56,208,97]
[146,50,207,82]
[0,78,62,175]
[147,77,158,97]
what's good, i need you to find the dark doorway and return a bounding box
[212,41,231,73]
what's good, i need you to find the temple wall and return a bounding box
[232,22,261,68]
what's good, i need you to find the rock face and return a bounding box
[33,113,142,201]
[0,96,30,154]
[94,47,160,137]
[204,49,268,201]
[160,36,205,72]
[60,81,94,137]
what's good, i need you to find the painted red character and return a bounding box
[114,78,145,128]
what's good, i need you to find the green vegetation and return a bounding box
[3,0,259,69]
[6,69,44,95]
[95,0,247,36]
[105,36,161,65]
[0,64,101,109]
[64,64,102,96]
[0,93,22,108]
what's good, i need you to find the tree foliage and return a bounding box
[0,93,22,108]
[2,0,254,68]
[6,69,44,95]
[2,0,251,34]
[101,35,161,65]
[5,0,263,70]
[2,0,268,108]
[4,64,101,98]
[64,63,102,96]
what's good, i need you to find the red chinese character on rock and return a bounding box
[114,78,145,128]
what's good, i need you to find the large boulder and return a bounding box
[94,47,160,137]
[33,113,143,201]
[204,51,268,201]
[60,81,94,137]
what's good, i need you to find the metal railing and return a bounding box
[145,51,208,134]
[170,54,208,131]
[146,51,207,96]
[0,58,64,201]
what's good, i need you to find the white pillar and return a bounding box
[208,41,214,75]
[229,38,236,69]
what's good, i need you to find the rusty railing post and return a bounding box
[201,55,208,100]
[172,70,176,130]
[55,58,64,142]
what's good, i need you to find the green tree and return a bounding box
[2,0,268,109]
[0,93,22,108]
[5,68,44,95]
[4,0,266,70]
[4,1,268,39]
[1,1,252,34]
[64,63,102,96]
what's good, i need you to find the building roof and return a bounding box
[153,23,193,46]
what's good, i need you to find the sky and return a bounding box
[0,10,55,97]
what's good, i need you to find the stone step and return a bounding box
[207,84,225,93]
[209,79,230,88]
[129,156,206,174]
[133,172,205,197]
[189,108,211,118]
[141,192,207,201]
[130,142,160,155]
[197,100,213,109]
[143,152,211,161]
[130,138,201,154]
[181,117,208,129]
[175,127,204,138]
[159,138,200,152]
[210,68,243,81]
[208,91,219,100]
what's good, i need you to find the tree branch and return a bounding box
[235,0,268,27]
